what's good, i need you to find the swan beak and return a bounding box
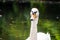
[32,13,37,19]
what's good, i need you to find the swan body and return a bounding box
[26,8,51,40]
[26,32,51,40]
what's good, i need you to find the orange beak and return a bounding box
[32,13,37,19]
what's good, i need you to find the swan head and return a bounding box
[30,8,39,24]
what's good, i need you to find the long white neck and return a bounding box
[30,20,37,40]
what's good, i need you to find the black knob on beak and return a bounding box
[30,19,33,21]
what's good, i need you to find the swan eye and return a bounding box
[32,11,33,13]
[32,11,37,15]
[34,11,37,13]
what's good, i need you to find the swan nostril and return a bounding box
[30,19,33,21]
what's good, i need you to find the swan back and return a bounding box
[37,32,51,40]
[26,32,51,40]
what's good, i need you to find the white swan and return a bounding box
[26,8,51,40]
